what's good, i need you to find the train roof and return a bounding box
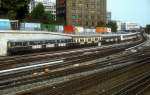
[8,37,72,42]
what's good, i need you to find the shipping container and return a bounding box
[10,20,19,30]
[41,24,57,32]
[0,19,11,30]
[57,25,64,32]
[64,25,75,33]
[96,27,108,33]
[91,29,96,33]
[84,28,94,33]
[107,28,111,32]
[20,23,41,31]
[74,26,84,33]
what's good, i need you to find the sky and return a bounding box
[107,0,150,26]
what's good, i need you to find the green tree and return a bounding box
[6,10,17,19]
[0,0,30,20]
[107,21,117,32]
[28,3,55,24]
[55,16,66,25]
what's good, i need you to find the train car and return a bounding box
[72,35,102,48]
[121,33,140,41]
[7,37,73,55]
[101,34,121,44]
[101,32,140,44]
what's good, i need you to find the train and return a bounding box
[7,32,141,55]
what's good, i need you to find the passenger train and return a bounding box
[7,32,141,55]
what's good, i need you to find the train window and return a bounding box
[54,40,58,43]
[37,41,41,45]
[88,38,91,41]
[32,41,37,45]
[80,39,84,42]
[45,40,49,44]
[61,39,65,43]
[15,42,22,46]
[39,41,43,44]
[42,41,46,44]
[43,41,46,44]
[59,40,62,43]
[56,40,60,43]
[46,40,50,44]
[10,42,15,47]
[69,39,72,42]
[65,39,68,43]
[47,40,51,44]
[33,41,37,45]
[50,40,55,44]
[70,39,73,42]
[22,42,27,46]
[95,38,98,41]
[29,41,34,45]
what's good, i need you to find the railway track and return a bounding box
[0,39,143,70]
[98,66,150,95]
[0,35,147,94]
[0,46,126,78]
[3,47,149,95]
[0,46,130,90]
[0,45,122,70]
[114,72,150,95]
[16,51,150,95]
[138,84,150,95]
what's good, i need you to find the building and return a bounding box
[29,0,56,20]
[107,12,111,23]
[115,21,125,31]
[56,0,107,27]
[115,21,141,32]
[124,22,140,31]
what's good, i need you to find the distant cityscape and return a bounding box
[28,0,140,32]
[0,0,148,33]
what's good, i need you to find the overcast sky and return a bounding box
[107,0,150,26]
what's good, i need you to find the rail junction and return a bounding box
[0,32,150,95]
